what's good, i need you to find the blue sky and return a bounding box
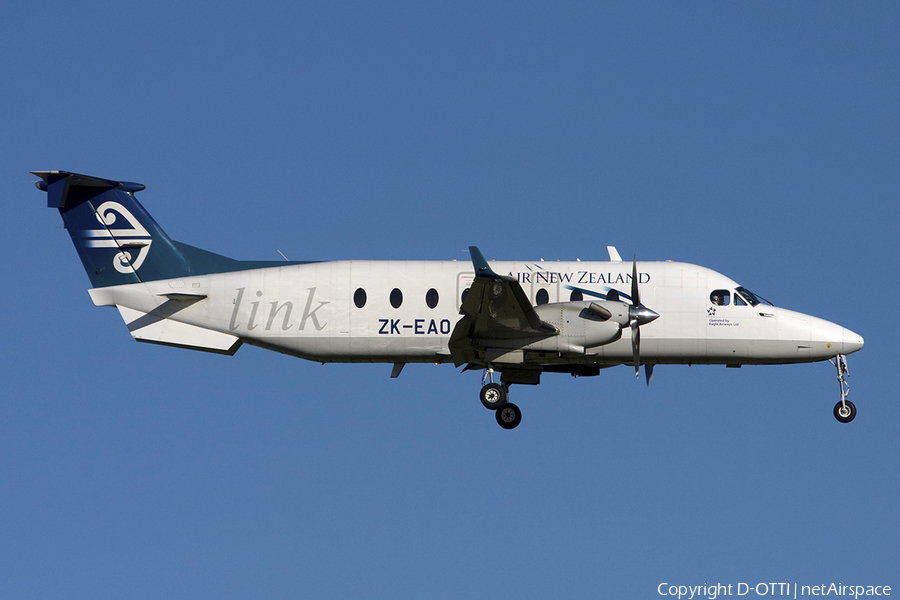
[2,2,898,598]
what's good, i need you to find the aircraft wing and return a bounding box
[449,247,558,366]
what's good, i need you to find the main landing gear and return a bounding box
[480,368,522,430]
[830,354,856,423]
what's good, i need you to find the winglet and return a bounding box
[607,246,623,262]
[469,246,501,279]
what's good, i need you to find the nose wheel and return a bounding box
[834,399,856,423]
[830,355,856,423]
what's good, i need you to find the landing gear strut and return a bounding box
[830,354,856,423]
[479,367,521,429]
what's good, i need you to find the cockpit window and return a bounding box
[735,286,773,307]
[734,293,747,306]
[710,290,730,306]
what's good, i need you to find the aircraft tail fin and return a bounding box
[35,171,193,288]
[35,171,300,288]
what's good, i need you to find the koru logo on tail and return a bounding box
[84,201,153,273]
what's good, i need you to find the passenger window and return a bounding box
[536,289,549,305]
[710,290,730,306]
[353,288,367,308]
[461,288,470,304]
[607,289,620,302]
[425,288,439,309]
[390,288,403,309]
[570,289,583,302]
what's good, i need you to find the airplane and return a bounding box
[35,170,865,429]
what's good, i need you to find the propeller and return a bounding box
[627,256,659,379]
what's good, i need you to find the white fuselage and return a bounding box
[87,259,864,368]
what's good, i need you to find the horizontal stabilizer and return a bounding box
[33,171,145,209]
[116,305,242,355]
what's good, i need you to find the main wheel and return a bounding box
[834,400,856,423]
[496,402,522,429]
[480,383,507,410]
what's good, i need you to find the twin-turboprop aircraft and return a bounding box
[36,171,864,429]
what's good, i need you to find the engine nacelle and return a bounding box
[526,301,627,354]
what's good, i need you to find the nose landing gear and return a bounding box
[830,354,856,423]
[834,399,856,423]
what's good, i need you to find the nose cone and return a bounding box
[808,314,864,358]
[842,327,864,355]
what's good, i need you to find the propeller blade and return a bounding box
[632,320,640,377]
[626,254,659,382]
[631,256,640,307]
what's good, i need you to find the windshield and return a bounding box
[735,286,773,307]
